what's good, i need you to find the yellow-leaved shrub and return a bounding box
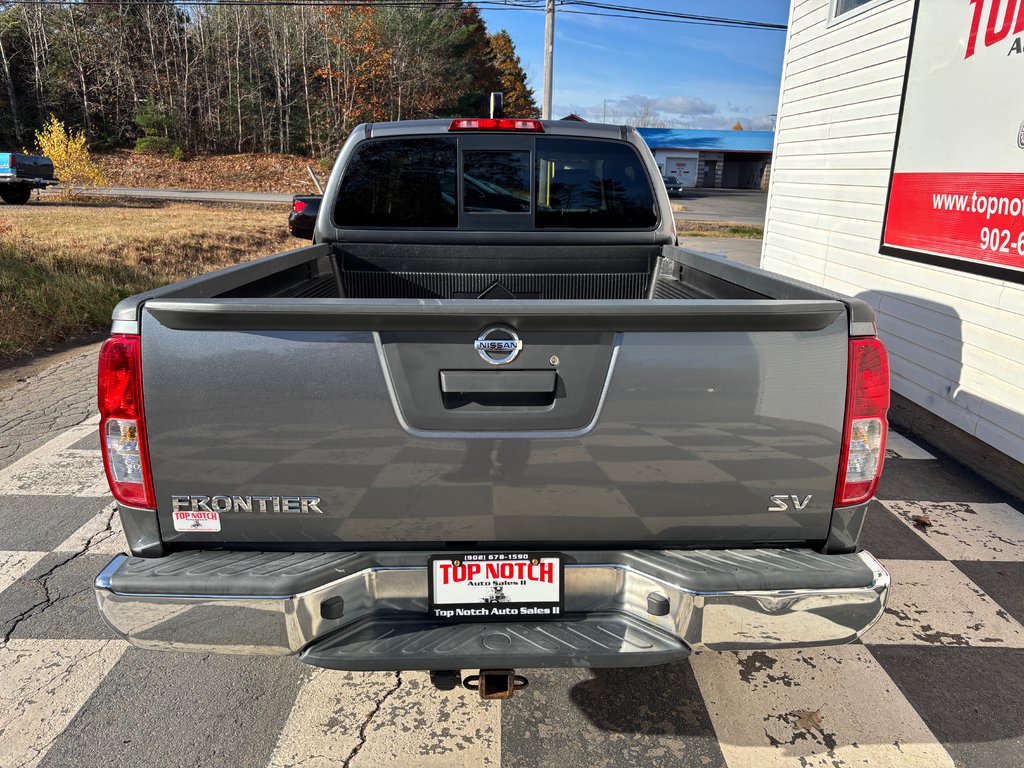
[35,115,106,198]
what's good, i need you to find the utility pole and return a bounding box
[542,0,555,119]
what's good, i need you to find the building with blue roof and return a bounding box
[636,127,775,190]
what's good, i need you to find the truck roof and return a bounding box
[361,119,636,142]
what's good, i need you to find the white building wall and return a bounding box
[763,0,1024,463]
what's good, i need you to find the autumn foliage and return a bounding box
[490,31,537,119]
[0,1,537,158]
[319,4,538,132]
[34,115,106,198]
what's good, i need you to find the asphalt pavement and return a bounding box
[2,344,1023,767]
[672,189,767,226]
[676,237,762,267]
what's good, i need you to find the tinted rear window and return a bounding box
[463,151,531,213]
[334,135,656,230]
[536,138,656,229]
[335,138,457,228]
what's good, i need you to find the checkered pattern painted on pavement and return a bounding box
[140,418,844,545]
[1,411,1023,767]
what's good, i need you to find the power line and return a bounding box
[559,8,785,30]
[9,2,532,6]
[4,1,540,6]
[566,1,786,30]
[4,0,787,31]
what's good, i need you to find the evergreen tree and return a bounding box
[489,30,539,119]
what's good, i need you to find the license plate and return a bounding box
[428,553,563,621]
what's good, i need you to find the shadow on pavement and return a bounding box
[568,662,711,736]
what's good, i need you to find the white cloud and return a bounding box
[555,94,774,130]
[651,96,717,117]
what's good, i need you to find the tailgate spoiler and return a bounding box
[141,298,845,333]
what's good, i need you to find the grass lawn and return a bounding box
[677,221,763,239]
[0,199,292,362]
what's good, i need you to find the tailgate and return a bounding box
[7,152,55,179]
[140,298,849,547]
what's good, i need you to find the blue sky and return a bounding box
[477,1,790,129]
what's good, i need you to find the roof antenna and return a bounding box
[490,92,505,119]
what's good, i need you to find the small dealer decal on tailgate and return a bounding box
[172,510,221,532]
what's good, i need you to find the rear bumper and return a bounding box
[95,548,888,670]
[0,174,58,188]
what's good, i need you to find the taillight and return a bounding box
[448,118,544,132]
[835,337,889,507]
[292,199,307,213]
[98,335,154,508]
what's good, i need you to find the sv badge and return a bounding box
[768,494,813,512]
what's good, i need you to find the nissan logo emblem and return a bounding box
[474,325,522,365]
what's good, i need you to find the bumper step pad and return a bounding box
[299,613,689,671]
[96,548,888,662]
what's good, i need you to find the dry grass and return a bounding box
[96,150,324,194]
[676,220,763,239]
[0,199,292,361]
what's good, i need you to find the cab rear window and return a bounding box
[334,135,656,229]
[335,138,458,228]
[462,151,531,213]
[535,138,656,229]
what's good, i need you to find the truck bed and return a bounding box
[109,244,872,553]
[115,242,848,306]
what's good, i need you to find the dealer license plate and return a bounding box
[428,553,563,621]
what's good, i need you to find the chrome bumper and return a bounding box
[95,549,889,659]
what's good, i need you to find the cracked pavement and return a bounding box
[0,343,101,466]
[1,345,1024,767]
[0,504,115,645]
[341,672,404,768]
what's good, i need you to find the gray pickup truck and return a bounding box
[94,118,890,698]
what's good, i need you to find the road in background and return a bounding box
[673,189,767,226]
[31,185,765,219]
[42,187,292,205]
[676,237,762,267]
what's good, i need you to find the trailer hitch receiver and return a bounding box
[463,669,529,700]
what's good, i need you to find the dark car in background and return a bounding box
[289,194,322,239]
[661,174,685,197]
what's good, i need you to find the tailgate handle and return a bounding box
[440,370,556,394]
